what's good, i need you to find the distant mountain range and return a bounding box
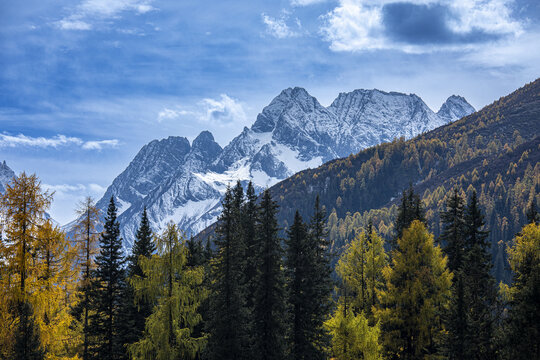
[90,87,474,249]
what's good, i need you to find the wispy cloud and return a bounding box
[262,13,303,39]
[320,0,523,53]
[55,0,156,31]
[291,0,327,6]
[0,133,120,150]
[157,94,247,126]
[43,182,106,196]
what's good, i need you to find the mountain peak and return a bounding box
[193,130,216,147]
[191,130,222,161]
[0,160,16,193]
[437,95,475,121]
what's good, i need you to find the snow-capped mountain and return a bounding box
[92,87,475,249]
[0,161,16,194]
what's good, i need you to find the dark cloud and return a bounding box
[382,2,500,45]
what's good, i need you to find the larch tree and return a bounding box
[70,196,100,360]
[87,197,125,360]
[376,220,452,360]
[33,220,79,359]
[502,223,540,360]
[128,223,207,360]
[1,172,52,359]
[252,190,286,360]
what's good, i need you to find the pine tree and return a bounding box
[71,196,100,360]
[88,197,126,360]
[393,184,426,247]
[206,184,250,360]
[128,223,207,360]
[502,223,540,359]
[461,191,498,359]
[308,195,333,354]
[376,220,452,359]
[120,207,155,356]
[252,190,286,360]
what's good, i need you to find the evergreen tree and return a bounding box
[71,196,100,360]
[526,200,539,225]
[88,197,126,360]
[439,188,467,359]
[252,190,286,360]
[128,223,207,360]
[308,195,333,354]
[206,184,250,360]
[120,207,155,356]
[461,191,498,359]
[12,301,44,360]
[393,184,426,247]
[243,181,259,314]
[502,223,540,359]
[376,221,452,359]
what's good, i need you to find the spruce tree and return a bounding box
[243,181,259,314]
[439,188,467,359]
[526,200,539,225]
[207,184,250,360]
[252,190,286,360]
[12,301,44,360]
[120,208,155,355]
[461,191,498,359]
[308,196,333,355]
[393,184,426,248]
[88,197,126,360]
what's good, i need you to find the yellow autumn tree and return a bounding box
[375,220,452,360]
[33,220,80,359]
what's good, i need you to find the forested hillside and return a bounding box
[262,79,540,282]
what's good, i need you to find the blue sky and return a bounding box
[1,0,539,224]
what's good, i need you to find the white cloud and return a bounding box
[0,133,119,150]
[157,108,190,122]
[55,0,155,31]
[44,183,106,196]
[291,0,327,6]
[262,13,301,39]
[157,94,247,126]
[198,94,247,125]
[81,139,120,150]
[320,0,523,52]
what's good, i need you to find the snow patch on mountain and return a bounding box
[88,87,475,250]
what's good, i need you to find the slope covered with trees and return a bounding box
[263,78,540,282]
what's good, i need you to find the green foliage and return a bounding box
[121,208,156,355]
[88,197,126,360]
[252,190,286,360]
[128,223,207,360]
[206,183,251,360]
[376,221,452,359]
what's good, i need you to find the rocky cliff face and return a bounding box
[92,87,475,249]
